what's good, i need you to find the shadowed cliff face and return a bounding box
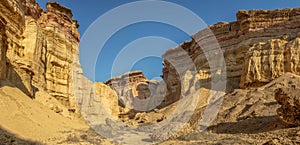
[0,0,80,111]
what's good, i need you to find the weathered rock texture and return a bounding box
[105,70,147,108]
[105,70,165,112]
[105,70,148,99]
[241,36,300,88]
[94,82,120,117]
[275,88,300,126]
[0,0,80,110]
[162,8,300,105]
[273,73,300,126]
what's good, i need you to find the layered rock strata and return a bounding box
[162,8,300,105]
[105,70,148,98]
[241,35,300,88]
[105,70,165,112]
[0,0,80,110]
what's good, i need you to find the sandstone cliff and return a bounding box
[162,8,300,105]
[0,0,80,111]
[241,35,300,88]
[1,1,300,144]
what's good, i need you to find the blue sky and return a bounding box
[37,0,300,82]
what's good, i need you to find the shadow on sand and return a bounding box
[207,115,290,134]
[0,127,41,145]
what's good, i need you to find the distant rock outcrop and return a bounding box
[105,70,165,112]
[105,70,148,99]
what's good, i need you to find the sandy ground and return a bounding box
[0,80,113,145]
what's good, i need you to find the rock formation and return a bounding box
[0,0,80,111]
[105,70,148,99]
[105,70,165,112]
[241,35,300,88]
[94,82,120,117]
[162,8,300,105]
[144,8,300,142]
[1,0,300,144]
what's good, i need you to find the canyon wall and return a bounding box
[162,8,300,105]
[241,36,300,88]
[1,0,300,116]
[0,0,80,111]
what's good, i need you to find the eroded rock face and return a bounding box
[106,70,148,107]
[105,70,148,99]
[275,88,300,126]
[162,8,300,105]
[105,70,166,112]
[0,0,80,110]
[241,36,300,88]
[94,82,120,117]
[40,2,80,109]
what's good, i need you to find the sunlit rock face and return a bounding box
[0,0,80,111]
[241,35,300,88]
[94,82,120,117]
[105,70,148,98]
[162,8,300,105]
[105,70,166,112]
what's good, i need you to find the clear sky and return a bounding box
[36,0,300,82]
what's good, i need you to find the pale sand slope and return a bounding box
[0,81,113,145]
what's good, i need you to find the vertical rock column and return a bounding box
[40,2,80,109]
